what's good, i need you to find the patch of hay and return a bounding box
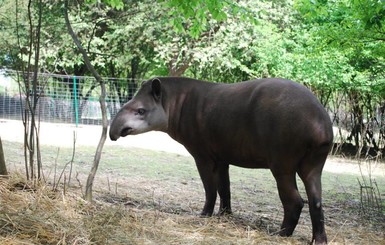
[0,173,88,244]
[0,173,293,244]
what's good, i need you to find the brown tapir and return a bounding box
[109,77,333,244]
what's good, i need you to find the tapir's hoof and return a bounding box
[278,228,294,237]
[313,241,327,245]
[200,211,213,217]
[217,208,232,216]
[313,235,327,245]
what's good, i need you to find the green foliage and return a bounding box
[293,0,385,158]
[161,0,258,38]
[83,0,257,38]
[86,0,124,10]
[0,0,28,69]
[165,0,228,38]
[294,0,385,95]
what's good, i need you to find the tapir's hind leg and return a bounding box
[273,172,304,237]
[216,163,232,215]
[298,146,329,245]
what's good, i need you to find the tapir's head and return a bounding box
[109,78,168,141]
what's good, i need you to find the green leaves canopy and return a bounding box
[294,0,385,96]
[1,0,384,95]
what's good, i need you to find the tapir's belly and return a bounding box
[226,156,270,169]
[182,116,308,169]
[210,143,271,169]
[186,131,274,169]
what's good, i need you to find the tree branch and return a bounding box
[64,1,103,82]
[64,0,108,202]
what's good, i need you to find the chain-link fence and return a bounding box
[0,69,139,125]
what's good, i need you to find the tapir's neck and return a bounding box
[158,78,213,142]
[165,92,187,140]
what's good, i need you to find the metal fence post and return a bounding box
[73,75,79,127]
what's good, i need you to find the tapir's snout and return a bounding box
[110,124,132,141]
[109,126,120,141]
[109,113,124,141]
[109,110,137,140]
[110,126,132,141]
[109,134,118,141]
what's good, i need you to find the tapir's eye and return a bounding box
[137,108,146,115]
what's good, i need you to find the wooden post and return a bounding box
[0,137,8,175]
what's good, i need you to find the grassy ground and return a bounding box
[1,139,385,244]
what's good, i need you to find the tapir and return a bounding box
[109,77,333,244]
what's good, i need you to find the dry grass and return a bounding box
[0,173,295,245]
[0,171,384,245]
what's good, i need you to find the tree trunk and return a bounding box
[15,0,43,181]
[0,137,8,176]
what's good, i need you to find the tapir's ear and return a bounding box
[151,78,162,102]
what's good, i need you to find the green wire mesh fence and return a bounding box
[0,69,139,125]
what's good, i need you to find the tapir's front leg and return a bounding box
[195,158,232,216]
[195,158,217,216]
